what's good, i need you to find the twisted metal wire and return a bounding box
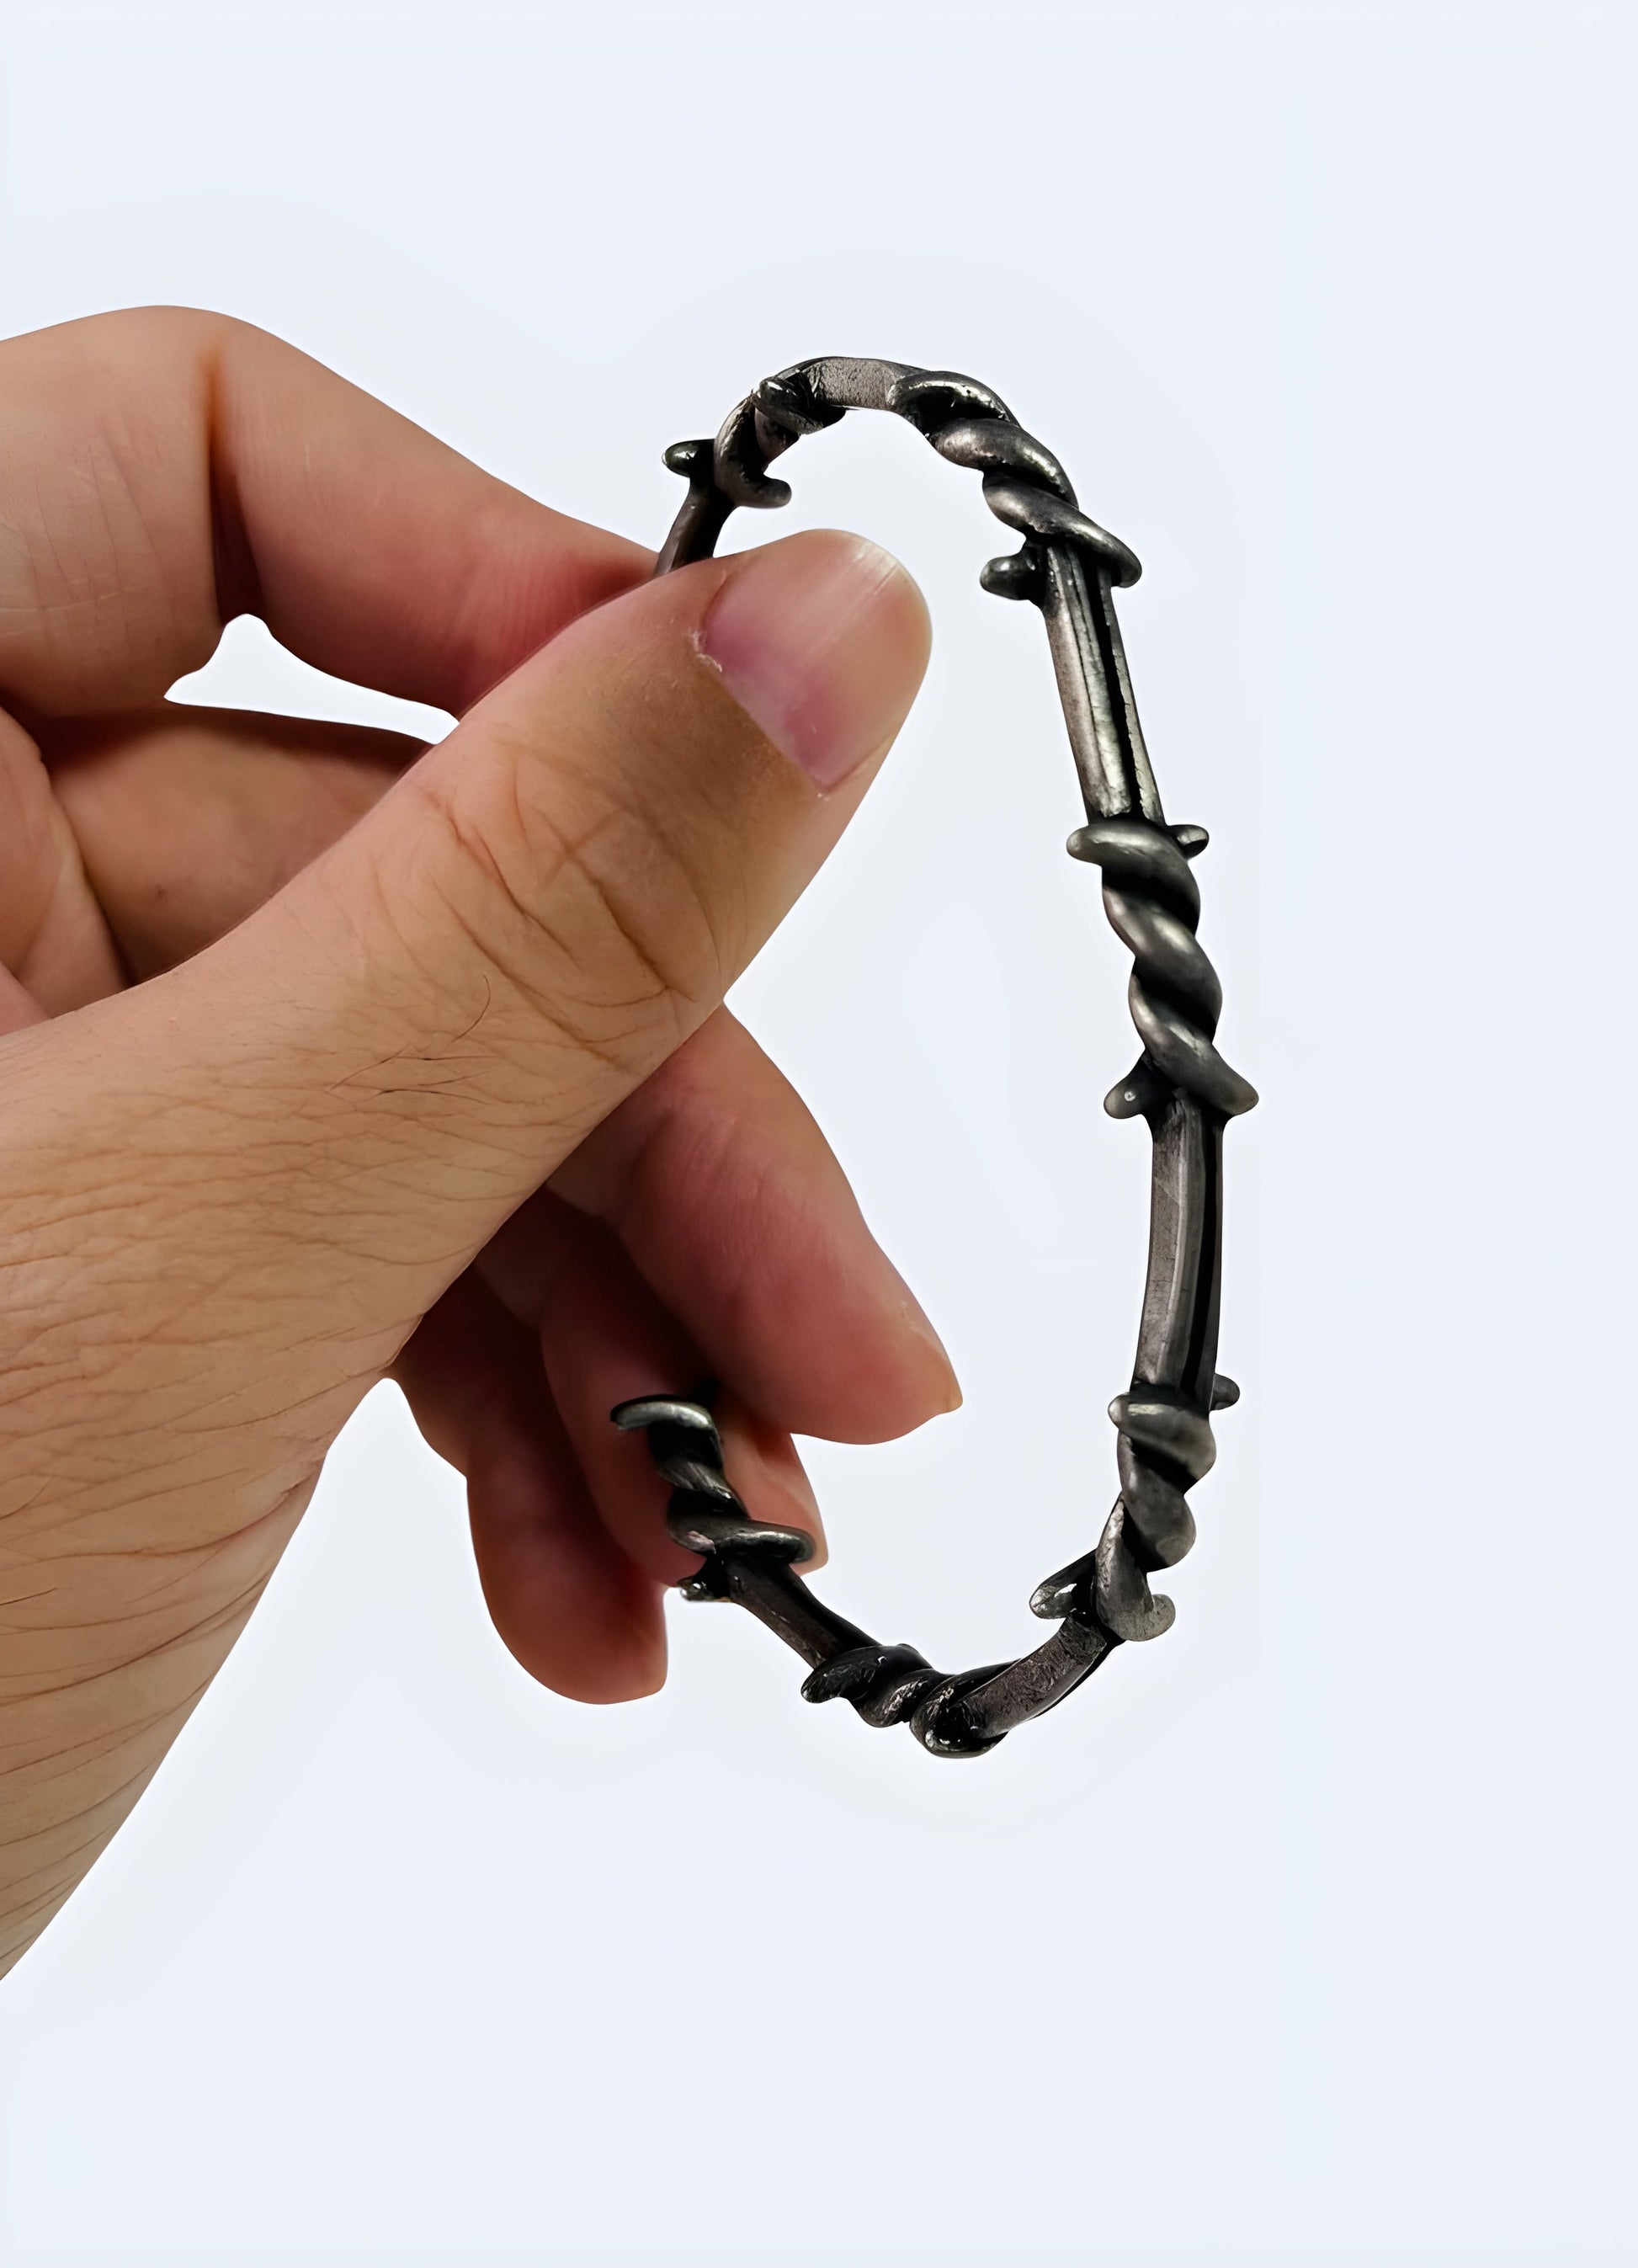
[678,360,1141,585]
[616,359,1256,1757]
[612,1394,1017,1757]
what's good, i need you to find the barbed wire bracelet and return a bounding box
[611,359,1256,1758]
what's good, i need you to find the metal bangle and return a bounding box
[613,359,1256,1759]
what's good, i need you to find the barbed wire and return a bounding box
[617,359,1255,1757]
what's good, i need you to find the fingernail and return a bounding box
[699,529,929,791]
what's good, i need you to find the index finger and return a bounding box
[0,306,651,721]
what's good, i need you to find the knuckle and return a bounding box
[408,743,731,1067]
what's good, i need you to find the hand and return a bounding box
[0,309,953,1976]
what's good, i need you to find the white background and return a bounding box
[1,3,1633,2262]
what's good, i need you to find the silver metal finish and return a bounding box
[614,359,1256,1757]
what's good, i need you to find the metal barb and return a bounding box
[616,359,1255,1756]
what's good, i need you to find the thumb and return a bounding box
[28,529,928,1362]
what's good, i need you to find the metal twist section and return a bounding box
[614,358,1256,1758]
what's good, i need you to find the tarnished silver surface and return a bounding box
[614,358,1256,1757]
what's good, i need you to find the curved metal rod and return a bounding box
[613,359,1256,1758]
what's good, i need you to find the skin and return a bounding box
[0,308,955,1979]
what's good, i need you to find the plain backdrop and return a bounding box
[1,3,1633,2263]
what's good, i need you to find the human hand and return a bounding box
[0,310,952,1974]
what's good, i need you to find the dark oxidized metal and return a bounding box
[613,359,1256,1758]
